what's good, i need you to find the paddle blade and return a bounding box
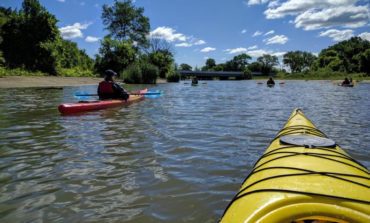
[74,91,97,100]
[145,90,163,98]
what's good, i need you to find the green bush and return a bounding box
[166,69,180,82]
[58,68,96,77]
[141,62,158,84]
[243,68,252,79]
[0,67,46,77]
[122,63,142,83]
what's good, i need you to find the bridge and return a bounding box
[178,71,267,80]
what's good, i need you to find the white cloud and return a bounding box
[264,0,357,19]
[246,0,270,6]
[294,5,370,30]
[241,29,247,34]
[319,29,354,41]
[85,36,100,43]
[359,32,370,41]
[194,40,206,45]
[268,0,280,8]
[224,47,248,54]
[200,47,216,53]
[264,34,288,45]
[150,26,187,42]
[57,0,65,2]
[254,0,370,30]
[150,27,206,48]
[252,31,263,37]
[264,30,275,36]
[175,42,192,47]
[248,45,258,50]
[59,23,91,39]
[246,49,286,58]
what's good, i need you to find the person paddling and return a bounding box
[341,77,350,86]
[267,77,275,85]
[98,70,129,100]
[192,77,198,85]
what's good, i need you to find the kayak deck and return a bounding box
[58,89,147,115]
[221,109,369,223]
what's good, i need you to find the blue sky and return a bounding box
[1,0,370,68]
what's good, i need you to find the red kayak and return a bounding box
[58,89,147,115]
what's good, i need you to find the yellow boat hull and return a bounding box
[221,109,369,223]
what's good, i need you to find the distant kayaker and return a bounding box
[342,77,350,86]
[267,77,275,85]
[98,70,129,100]
[192,77,198,85]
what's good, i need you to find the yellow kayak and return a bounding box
[221,109,369,223]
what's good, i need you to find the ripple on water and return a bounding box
[0,81,369,222]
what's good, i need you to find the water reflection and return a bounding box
[0,81,369,222]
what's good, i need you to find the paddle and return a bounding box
[75,92,161,97]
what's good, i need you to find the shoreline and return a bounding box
[0,76,168,88]
[1,76,369,88]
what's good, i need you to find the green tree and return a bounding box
[0,8,12,65]
[102,0,150,47]
[224,53,251,71]
[57,39,93,70]
[283,51,316,73]
[205,58,216,70]
[358,49,370,75]
[257,54,279,75]
[95,37,136,75]
[148,49,174,78]
[317,37,370,73]
[179,63,192,71]
[213,64,225,71]
[1,0,59,74]
[247,62,262,72]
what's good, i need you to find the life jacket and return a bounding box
[98,81,114,94]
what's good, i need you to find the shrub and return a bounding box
[0,67,46,77]
[166,69,180,82]
[243,68,252,79]
[141,62,159,84]
[58,68,96,77]
[122,63,142,83]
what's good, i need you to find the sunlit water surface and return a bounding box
[0,81,369,222]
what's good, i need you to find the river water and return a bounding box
[0,80,369,222]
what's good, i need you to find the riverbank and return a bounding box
[0,76,168,88]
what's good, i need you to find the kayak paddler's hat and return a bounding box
[105,69,117,77]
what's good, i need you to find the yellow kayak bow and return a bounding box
[221,109,369,223]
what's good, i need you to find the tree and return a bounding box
[0,7,12,65]
[257,54,278,75]
[205,58,216,69]
[316,50,342,71]
[179,63,192,71]
[358,49,370,75]
[102,0,150,47]
[247,62,262,72]
[148,49,174,78]
[315,37,370,73]
[283,51,316,73]
[146,37,173,54]
[1,0,60,74]
[56,39,93,70]
[143,37,175,78]
[224,53,251,71]
[94,37,136,75]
